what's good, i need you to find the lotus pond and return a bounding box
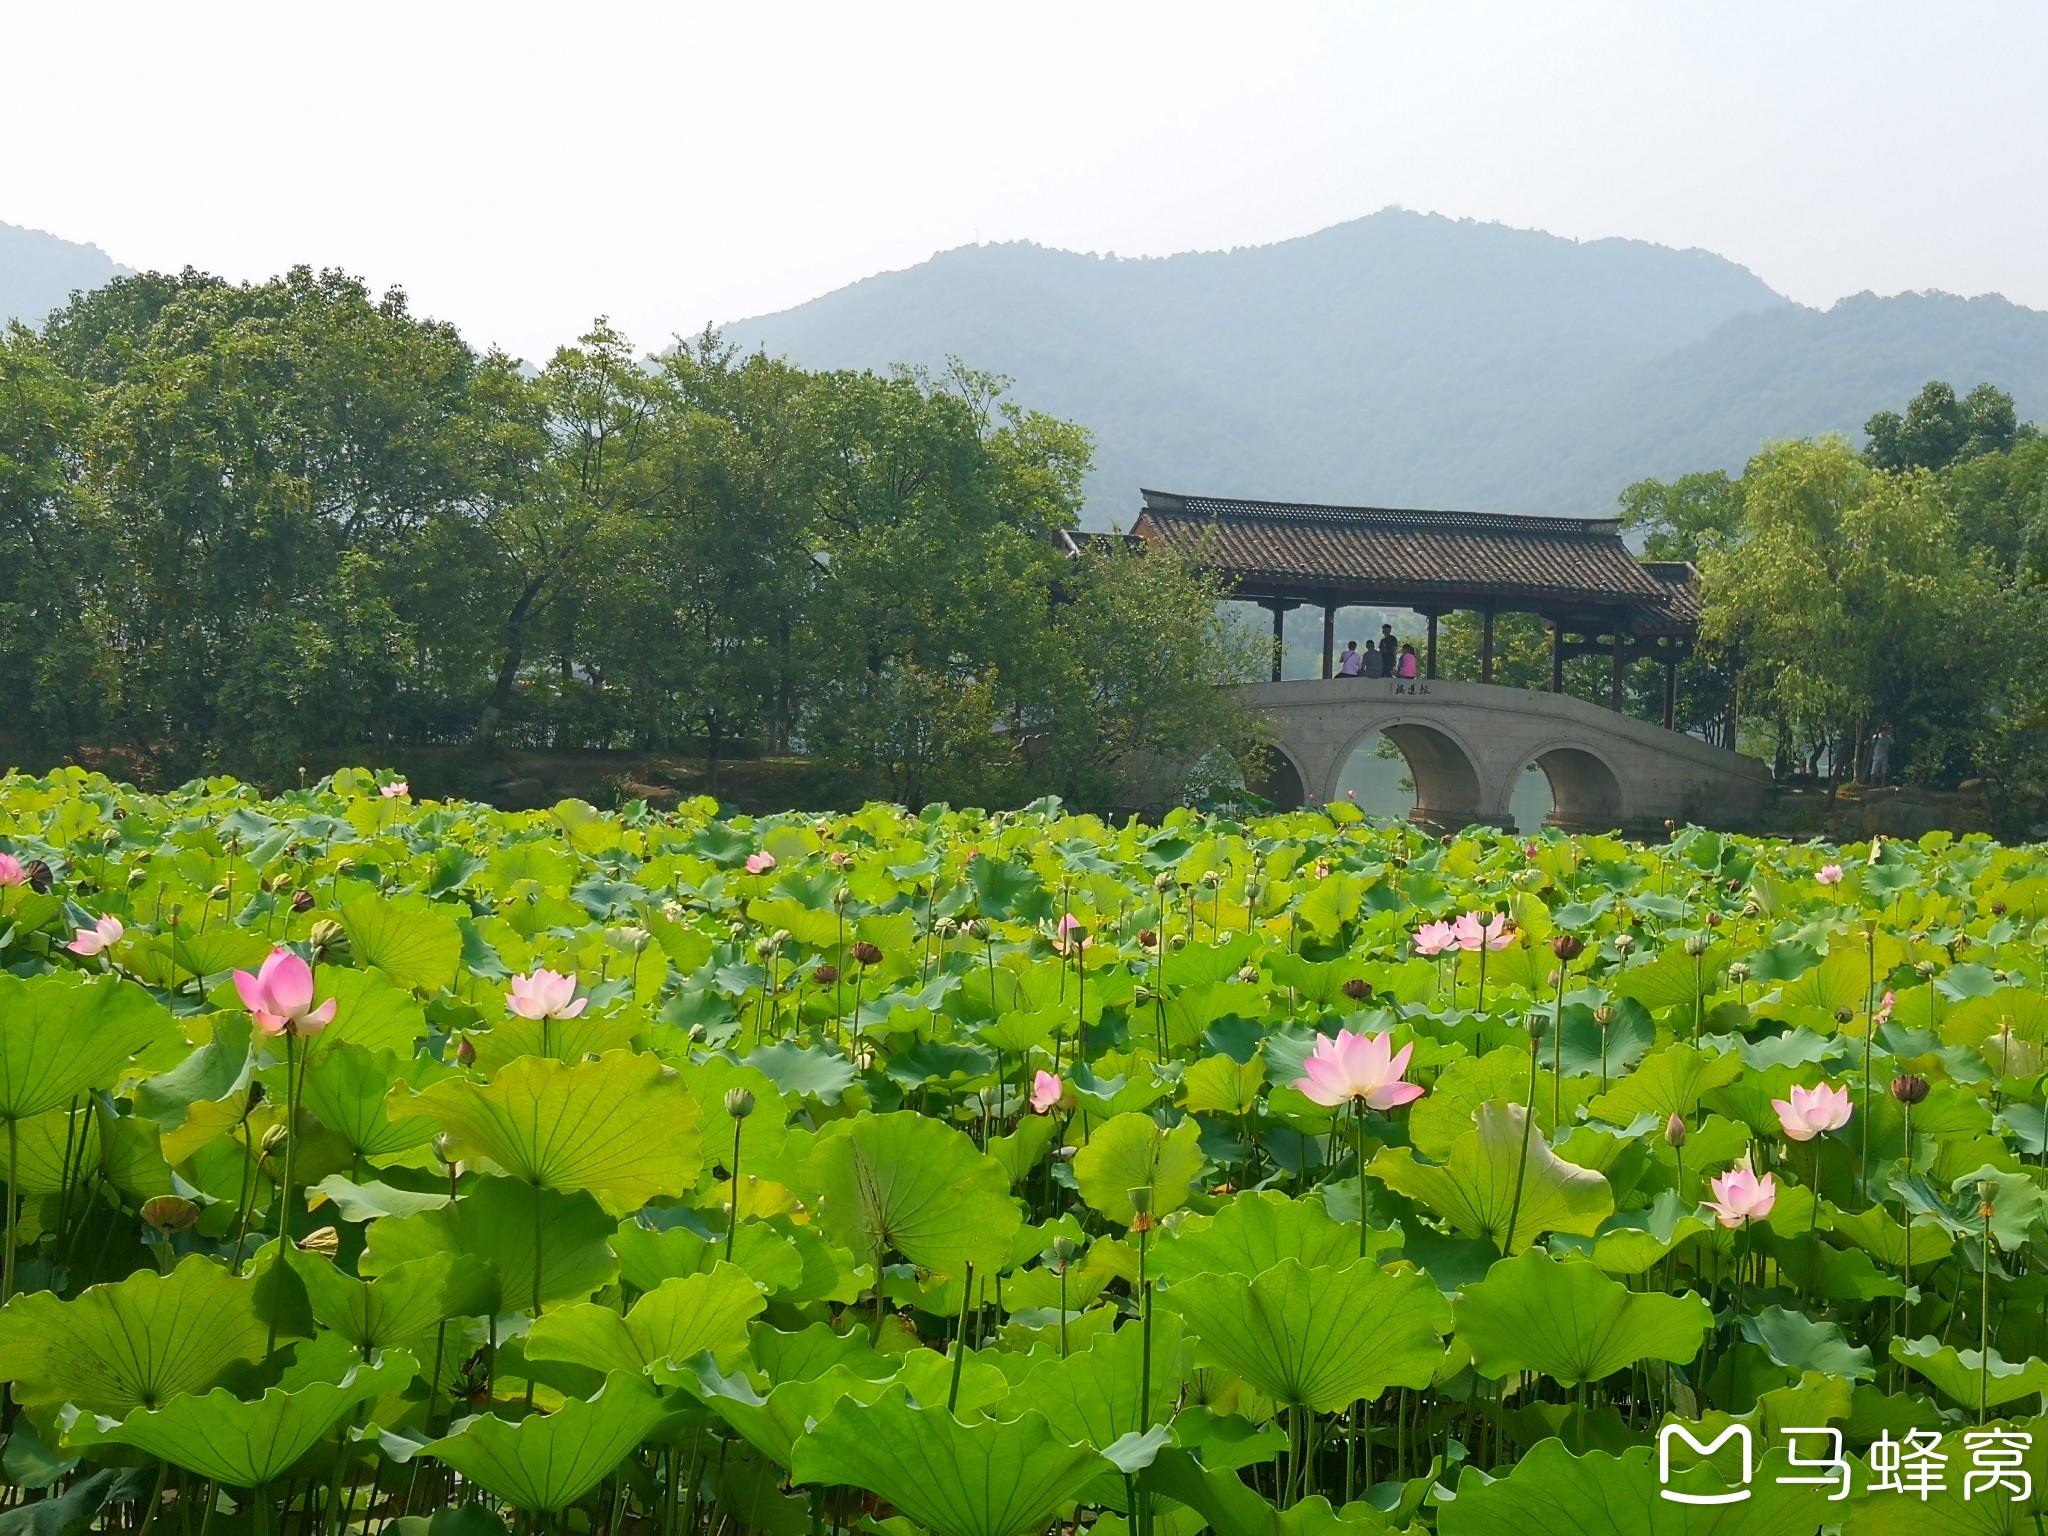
[0,767,2045,1535]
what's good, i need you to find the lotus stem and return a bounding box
[1503,1036,1540,1255]
[948,1262,974,1413]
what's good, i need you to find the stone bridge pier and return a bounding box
[1244,678,1770,833]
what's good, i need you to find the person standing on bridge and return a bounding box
[1397,643,1419,679]
[1339,641,1363,677]
[1378,625,1397,679]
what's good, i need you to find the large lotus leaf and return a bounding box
[360,1175,618,1310]
[292,1249,495,1352]
[0,1256,270,1414]
[683,1056,791,1169]
[525,1265,763,1374]
[65,1351,415,1486]
[1074,1113,1204,1226]
[340,894,463,993]
[1147,1448,1391,1536]
[1165,1258,1449,1411]
[1001,1311,1183,1449]
[1438,1439,1813,1536]
[792,1385,1106,1536]
[611,1219,802,1296]
[301,1043,441,1160]
[1152,1190,1364,1282]
[1586,1043,1743,1125]
[1890,1336,2048,1409]
[0,1103,101,1195]
[0,1467,126,1536]
[133,1011,253,1135]
[670,1357,892,1469]
[1739,1305,1874,1381]
[310,966,431,1060]
[1369,1101,1613,1254]
[1407,1047,1573,1160]
[468,1011,641,1075]
[1452,1250,1710,1386]
[1839,1415,2048,1533]
[416,1049,702,1214]
[0,973,176,1120]
[802,1112,1019,1280]
[424,1371,673,1513]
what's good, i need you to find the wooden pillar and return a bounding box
[1662,651,1677,730]
[1269,604,1284,682]
[1549,619,1564,694]
[1425,611,1438,680]
[1321,605,1336,680]
[1480,610,1496,684]
[1610,622,1626,712]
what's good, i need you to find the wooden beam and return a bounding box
[1425,611,1438,680]
[1321,605,1335,680]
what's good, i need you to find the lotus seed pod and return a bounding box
[128,867,147,887]
[1127,1186,1153,1215]
[1614,934,1635,952]
[852,941,883,967]
[1834,1006,1855,1025]
[1890,1073,1929,1106]
[1342,977,1373,1002]
[291,889,315,912]
[210,883,231,902]
[725,1087,756,1120]
[1169,933,1188,949]
[141,1195,201,1235]
[1684,934,1709,957]
[309,918,348,957]
[1550,934,1584,962]
[1154,872,1174,892]
[1594,1004,1615,1028]
[1727,962,1750,984]
[812,964,840,986]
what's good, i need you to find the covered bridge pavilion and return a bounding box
[1126,489,1702,730]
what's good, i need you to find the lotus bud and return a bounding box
[127,865,147,888]
[1993,968,2011,984]
[1134,984,1152,1005]
[829,850,851,869]
[297,1226,342,1259]
[832,885,852,909]
[1684,934,1709,957]
[1169,933,1188,949]
[1053,1145,1077,1163]
[24,860,52,893]
[141,1195,201,1235]
[1050,1235,1080,1270]
[1546,968,1560,990]
[1527,1011,1549,1043]
[455,1036,476,1067]
[334,857,355,875]
[1705,912,1721,928]
[433,1132,458,1165]
[1594,1004,1615,1028]
[291,889,315,913]
[1833,1005,1854,1025]
[1200,871,1220,888]
[1342,977,1373,1002]
[1741,901,1759,918]
[725,1087,756,1120]
[813,964,840,986]
[1890,1073,1929,1106]
[852,941,883,967]
[1236,965,1259,984]
[261,1124,291,1161]
[1551,934,1584,962]
[1726,878,1742,893]
[727,920,747,940]
[210,883,231,902]
[1663,1114,1687,1148]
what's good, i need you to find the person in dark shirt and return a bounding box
[1377,624,1397,680]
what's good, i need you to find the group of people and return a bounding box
[1338,624,1419,680]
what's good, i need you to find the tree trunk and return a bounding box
[474,576,548,747]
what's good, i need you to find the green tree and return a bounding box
[1864,380,2033,475]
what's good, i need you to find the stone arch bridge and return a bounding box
[1245,678,1770,833]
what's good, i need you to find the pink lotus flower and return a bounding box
[1313,862,1331,880]
[744,851,776,874]
[1295,1029,1425,1112]
[0,854,22,887]
[67,914,124,957]
[1345,789,1357,800]
[1772,1082,1853,1142]
[507,969,586,1021]
[1030,1070,1065,1114]
[1874,990,1896,1026]
[1412,920,1456,957]
[1453,911,1513,951]
[1815,864,1843,886]
[379,781,409,799]
[1705,1161,1777,1227]
[233,948,336,1038]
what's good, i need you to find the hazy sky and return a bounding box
[5,2,2043,361]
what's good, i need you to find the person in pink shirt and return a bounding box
[1397,643,1419,679]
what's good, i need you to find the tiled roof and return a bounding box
[1134,489,1676,611]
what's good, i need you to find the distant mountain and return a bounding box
[722,210,2048,522]
[0,220,128,329]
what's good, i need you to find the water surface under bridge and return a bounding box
[1244,678,1770,833]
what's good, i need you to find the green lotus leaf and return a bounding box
[1181,1053,1265,1117]
[802,1112,1019,1281]
[791,1385,1105,1536]
[360,1175,618,1310]
[171,927,273,982]
[1145,1447,1390,1536]
[1452,1250,1710,1386]
[424,1371,673,1513]
[1438,1439,1812,1535]
[0,973,176,1121]
[0,1256,270,1414]
[291,1249,494,1353]
[1369,1100,1613,1253]
[311,966,430,1060]
[0,1467,124,1536]
[1152,1190,1371,1282]
[1890,1335,2048,1409]
[670,1357,892,1469]
[746,1042,857,1105]
[611,1219,803,1296]
[416,1049,701,1214]
[0,1103,101,1194]
[1166,1258,1449,1411]
[747,1321,895,1385]
[1739,1305,1873,1382]
[1073,1113,1203,1226]
[1001,1311,1183,1450]
[340,894,463,993]
[1407,1048,1570,1160]
[301,1043,441,1161]
[1587,1042,1743,1125]
[525,1265,763,1374]
[64,1351,415,1486]
[685,1056,791,1169]
[467,1011,641,1075]
[310,1176,453,1224]
[1838,1416,2048,1533]
[133,1011,253,1134]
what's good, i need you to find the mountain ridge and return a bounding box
[0,219,130,330]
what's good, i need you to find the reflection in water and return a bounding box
[1331,732,1556,831]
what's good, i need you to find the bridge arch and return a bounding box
[1520,738,1630,832]
[1332,715,1493,830]
[1248,740,1309,811]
